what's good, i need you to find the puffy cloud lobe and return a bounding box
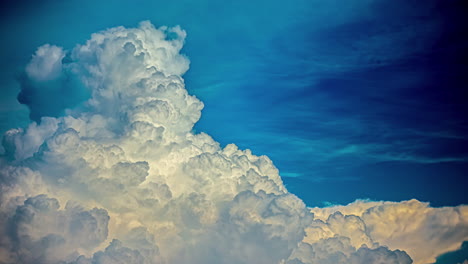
[310,199,468,264]
[0,21,466,263]
[287,239,412,264]
[350,247,412,264]
[25,45,65,82]
[0,194,109,264]
[303,211,376,249]
[71,239,147,264]
[18,45,89,122]
[2,117,58,160]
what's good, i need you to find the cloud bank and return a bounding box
[0,21,467,264]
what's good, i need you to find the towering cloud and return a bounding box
[0,21,466,264]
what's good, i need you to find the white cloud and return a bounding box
[310,199,468,264]
[0,194,109,263]
[2,117,58,160]
[25,44,66,82]
[0,21,466,264]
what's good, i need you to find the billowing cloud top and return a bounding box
[1,21,467,264]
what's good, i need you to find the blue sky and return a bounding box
[1,0,467,208]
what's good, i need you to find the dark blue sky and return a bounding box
[1,0,467,207]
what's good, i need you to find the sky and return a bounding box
[0,0,467,263]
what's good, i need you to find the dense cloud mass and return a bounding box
[1,21,467,264]
[310,200,468,264]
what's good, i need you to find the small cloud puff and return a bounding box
[0,21,467,264]
[25,45,65,82]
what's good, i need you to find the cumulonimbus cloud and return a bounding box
[0,21,467,264]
